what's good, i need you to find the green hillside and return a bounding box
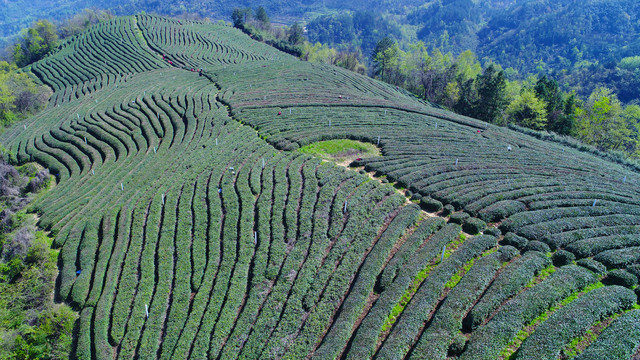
[2,14,640,359]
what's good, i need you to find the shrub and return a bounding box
[523,240,550,254]
[420,197,443,212]
[501,232,528,249]
[449,333,467,355]
[461,265,597,360]
[565,235,640,259]
[576,259,607,275]
[376,235,497,360]
[449,211,470,224]
[462,217,486,234]
[626,264,640,279]
[594,246,640,268]
[483,227,501,237]
[464,250,550,330]
[27,169,50,193]
[552,250,575,267]
[2,226,35,261]
[410,248,515,359]
[477,200,526,222]
[442,204,455,216]
[0,209,14,233]
[575,310,640,360]
[516,285,637,360]
[603,269,638,288]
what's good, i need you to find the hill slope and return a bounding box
[2,15,640,359]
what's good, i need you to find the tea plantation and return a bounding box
[3,15,640,359]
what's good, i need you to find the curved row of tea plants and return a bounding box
[2,14,638,359]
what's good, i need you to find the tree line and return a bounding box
[231,6,305,57]
[304,33,640,159]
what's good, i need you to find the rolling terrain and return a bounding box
[3,15,640,359]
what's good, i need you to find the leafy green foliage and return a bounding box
[306,11,401,60]
[0,62,50,129]
[575,310,640,360]
[12,20,58,67]
[0,157,74,359]
[506,89,548,130]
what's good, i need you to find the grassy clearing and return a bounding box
[298,139,380,164]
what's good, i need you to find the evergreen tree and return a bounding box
[534,75,564,132]
[231,8,252,28]
[255,6,269,24]
[372,37,399,82]
[553,92,578,135]
[473,64,508,123]
[288,23,305,45]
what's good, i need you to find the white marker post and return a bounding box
[145,304,149,318]
[153,146,157,153]
[435,122,438,129]
[384,109,387,116]
[262,158,265,169]
[91,169,95,175]
[623,176,627,183]
[441,246,446,263]
[84,137,87,143]
[593,199,597,207]
[344,200,347,213]
[162,194,165,205]
[329,119,331,127]
[455,159,458,166]
[377,136,380,145]
[216,138,218,146]
[121,183,124,191]
[254,232,257,245]
[289,108,292,114]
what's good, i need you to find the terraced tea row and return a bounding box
[138,15,285,68]
[228,102,640,278]
[2,14,639,359]
[29,17,167,106]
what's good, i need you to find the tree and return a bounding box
[534,75,564,132]
[335,50,366,74]
[506,89,548,130]
[621,104,640,157]
[58,8,114,39]
[255,6,270,24]
[372,37,399,82]
[454,77,476,116]
[12,20,58,67]
[473,64,508,123]
[553,92,578,136]
[231,8,252,28]
[0,61,50,127]
[288,23,305,46]
[575,87,629,152]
